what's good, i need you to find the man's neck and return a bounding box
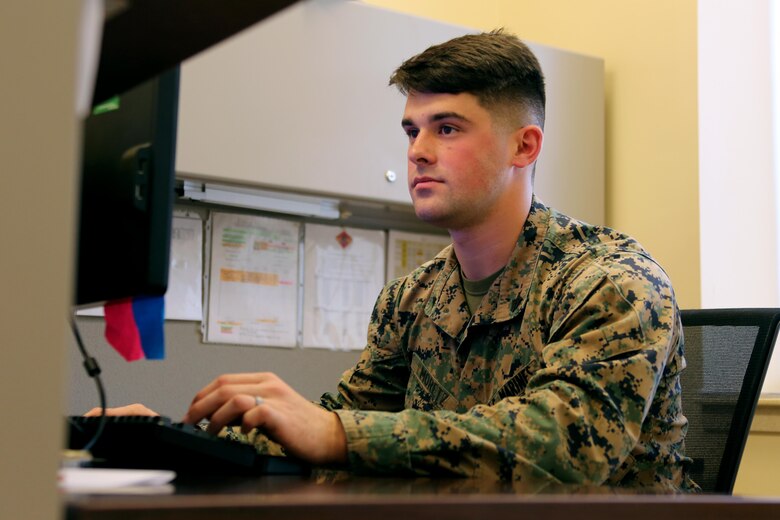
[450,194,532,280]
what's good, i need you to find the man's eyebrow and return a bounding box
[431,111,471,123]
[401,111,472,127]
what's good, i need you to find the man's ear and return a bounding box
[510,125,544,169]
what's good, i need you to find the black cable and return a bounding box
[70,315,107,453]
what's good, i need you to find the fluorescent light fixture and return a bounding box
[182,181,340,219]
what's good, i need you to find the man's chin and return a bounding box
[413,207,452,229]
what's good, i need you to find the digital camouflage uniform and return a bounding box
[319,198,697,491]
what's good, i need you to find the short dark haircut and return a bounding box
[389,29,546,129]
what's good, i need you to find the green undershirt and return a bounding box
[461,266,505,314]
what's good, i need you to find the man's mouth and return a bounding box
[412,176,441,188]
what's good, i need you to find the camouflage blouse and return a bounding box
[320,198,697,491]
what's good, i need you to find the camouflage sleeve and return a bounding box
[219,426,287,456]
[319,279,410,413]
[334,252,679,485]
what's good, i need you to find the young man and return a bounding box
[105,31,696,490]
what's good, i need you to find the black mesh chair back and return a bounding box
[680,308,780,493]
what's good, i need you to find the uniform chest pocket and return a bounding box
[405,353,459,411]
[488,357,541,405]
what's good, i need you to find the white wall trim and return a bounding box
[699,0,778,309]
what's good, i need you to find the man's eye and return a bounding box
[440,125,457,135]
[405,128,419,139]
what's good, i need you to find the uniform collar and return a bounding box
[424,197,551,340]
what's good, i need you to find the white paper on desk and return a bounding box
[386,230,450,281]
[76,215,204,321]
[302,224,385,351]
[205,212,299,347]
[59,468,175,493]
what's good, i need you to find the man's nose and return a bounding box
[408,132,435,165]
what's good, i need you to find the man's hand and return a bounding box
[182,372,348,466]
[83,403,160,417]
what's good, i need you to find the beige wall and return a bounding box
[733,400,780,495]
[0,1,80,518]
[364,0,700,309]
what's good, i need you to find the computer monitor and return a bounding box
[74,67,180,307]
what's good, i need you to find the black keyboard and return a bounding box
[67,415,309,476]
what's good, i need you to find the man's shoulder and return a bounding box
[536,207,680,345]
[544,207,646,258]
[539,206,672,290]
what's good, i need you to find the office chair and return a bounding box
[680,308,780,493]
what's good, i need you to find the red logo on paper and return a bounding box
[336,230,352,249]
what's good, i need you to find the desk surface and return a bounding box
[65,472,780,520]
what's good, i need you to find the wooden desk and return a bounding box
[66,472,780,520]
